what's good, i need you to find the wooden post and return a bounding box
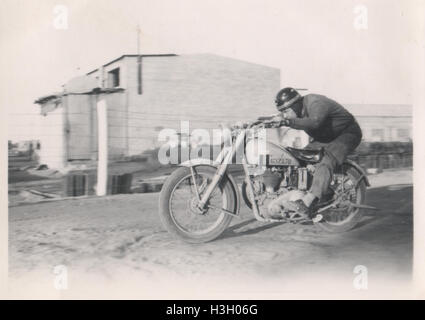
[97,99,108,196]
[63,94,69,168]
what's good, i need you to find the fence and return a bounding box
[349,153,413,170]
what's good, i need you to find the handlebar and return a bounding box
[256,115,275,121]
[246,119,288,129]
[230,114,288,131]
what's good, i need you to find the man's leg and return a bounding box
[289,141,337,207]
[308,152,338,202]
[302,140,328,206]
[284,151,338,216]
[287,132,361,216]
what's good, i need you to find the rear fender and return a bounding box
[343,159,370,187]
[179,159,241,215]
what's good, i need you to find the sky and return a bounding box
[0,0,421,140]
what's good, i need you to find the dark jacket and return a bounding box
[287,94,362,143]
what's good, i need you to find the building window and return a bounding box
[371,128,384,142]
[107,68,120,87]
[397,128,409,140]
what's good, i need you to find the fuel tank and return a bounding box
[245,138,300,166]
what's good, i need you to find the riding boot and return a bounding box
[285,197,318,219]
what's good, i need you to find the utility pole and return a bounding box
[136,24,141,55]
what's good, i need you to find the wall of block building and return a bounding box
[123,54,281,156]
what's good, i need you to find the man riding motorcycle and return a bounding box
[270,87,363,218]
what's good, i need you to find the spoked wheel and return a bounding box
[315,166,366,233]
[159,165,237,243]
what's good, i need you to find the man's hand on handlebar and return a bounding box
[256,113,289,126]
[261,119,290,128]
[229,115,290,130]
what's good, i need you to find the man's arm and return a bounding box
[286,102,330,130]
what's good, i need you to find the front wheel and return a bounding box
[315,166,367,233]
[158,165,237,243]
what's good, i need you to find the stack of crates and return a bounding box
[107,173,133,194]
[63,172,133,197]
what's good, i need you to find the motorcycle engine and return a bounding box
[259,166,314,192]
[253,166,314,218]
[261,170,284,193]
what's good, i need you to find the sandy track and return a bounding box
[8,169,413,298]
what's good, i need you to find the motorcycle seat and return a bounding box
[286,147,324,163]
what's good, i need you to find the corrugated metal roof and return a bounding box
[86,54,177,75]
[34,87,124,104]
[34,93,62,104]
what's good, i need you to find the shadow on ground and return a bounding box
[221,184,413,240]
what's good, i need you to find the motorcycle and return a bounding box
[159,116,376,243]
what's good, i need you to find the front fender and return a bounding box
[179,159,241,216]
[180,159,219,167]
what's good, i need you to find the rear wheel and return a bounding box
[315,166,366,233]
[158,165,237,243]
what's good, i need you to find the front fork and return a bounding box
[194,130,267,221]
[196,149,234,208]
[240,155,267,222]
[196,132,244,209]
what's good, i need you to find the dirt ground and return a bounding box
[8,169,414,299]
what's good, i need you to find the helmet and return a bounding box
[275,87,301,111]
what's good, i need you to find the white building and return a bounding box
[35,53,280,169]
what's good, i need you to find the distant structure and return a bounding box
[35,53,280,169]
[34,54,412,170]
[14,140,40,153]
[344,104,412,142]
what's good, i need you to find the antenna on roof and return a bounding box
[136,24,141,55]
[136,24,142,94]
